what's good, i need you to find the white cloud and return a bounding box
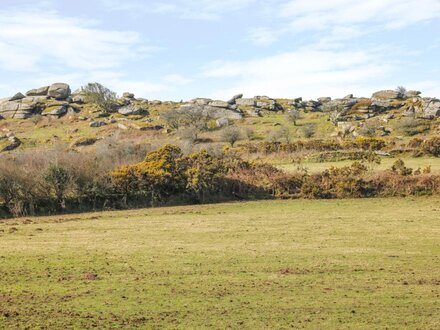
[203,47,397,99]
[0,9,157,72]
[0,8,191,98]
[101,0,257,20]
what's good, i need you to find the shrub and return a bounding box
[301,124,316,138]
[221,126,241,146]
[395,118,430,136]
[81,82,118,114]
[391,159,413,176]
[44,165,72,211]
[421,137,440,157]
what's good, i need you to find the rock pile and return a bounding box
[288,90,440,122]
[0,83,72,119]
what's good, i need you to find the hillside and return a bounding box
[0,83,439,218]
[0,82,439,153]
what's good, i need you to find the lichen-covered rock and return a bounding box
[42,104,68,116]
[26,86,50,96]
[48,83,71,100]
[372,90,401,100]
[122,92,135,99]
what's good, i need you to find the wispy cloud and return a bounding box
[101,0,257,21]
[247,0,440,46]
[0,8,190,97]
[203,47,398,99]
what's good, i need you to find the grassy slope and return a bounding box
[0,198,439,329]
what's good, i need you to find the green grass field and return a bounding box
[1,198,439,329]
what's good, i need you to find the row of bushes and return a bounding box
[239,137,440,157]
[239,138,388,154]
[0,144,438,218]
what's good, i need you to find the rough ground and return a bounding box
[0,198,439,329]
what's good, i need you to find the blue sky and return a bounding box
[0,0,439,100]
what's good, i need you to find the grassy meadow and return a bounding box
[1,198,439,329]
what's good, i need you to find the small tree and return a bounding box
[81,82,118,114]
[286,109,301,126]
[162,106,212,141]
[222,126,241,146]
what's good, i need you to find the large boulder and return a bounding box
[48,83,71,100]
[26,86,50,96]
[118,105,147,116]
[422,98,440,117]
[372,90,401,100]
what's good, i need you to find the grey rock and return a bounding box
[48,83,71,100]
[227,94,243,104]
[318,97,332,103]
[209,100,230,108]
[216,118,229,128]
[372,90,400,100]
[1,136,21,152]
[9,92,25,101]
[72,95,86,103]
[191,98,212,106]
[21,96,47,104]
[0,102,19,113]
[118,105,147,116]
[405,90,421,97]
[236,98,256,106]
[90,121,107,128]
[26,86,50,96]
[42,104,68,116]
[422,98,440,117]
[122,92,135,99]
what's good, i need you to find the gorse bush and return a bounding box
[0,144,439,218]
